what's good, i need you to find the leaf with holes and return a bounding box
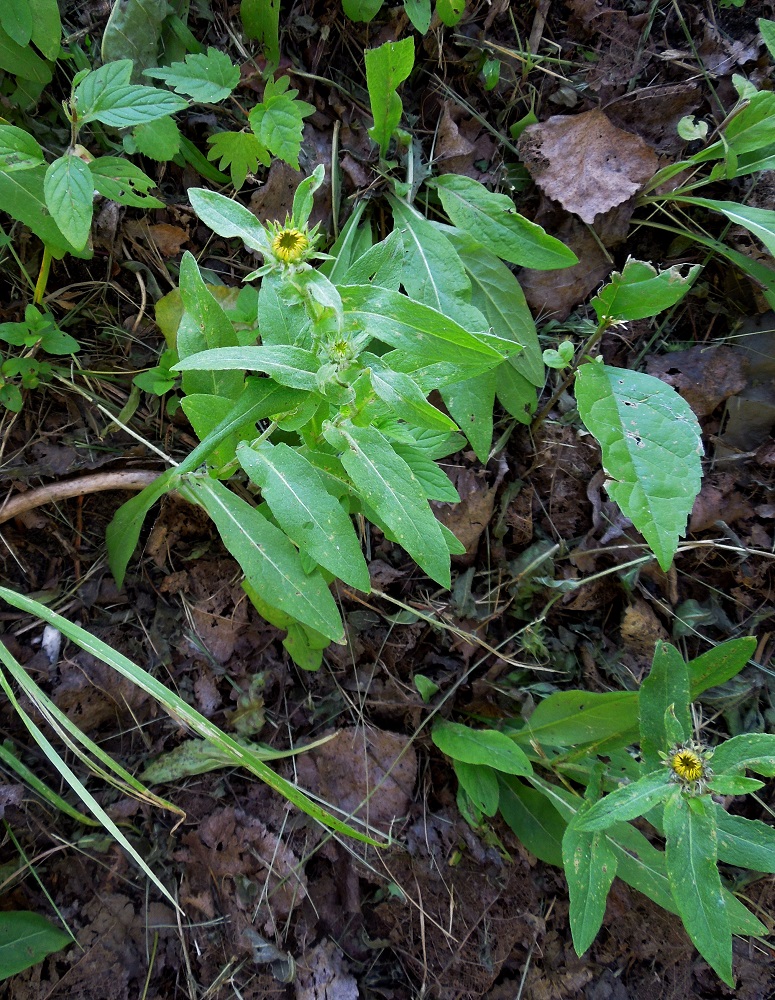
[88,157,165,208]
[575,363,703,571]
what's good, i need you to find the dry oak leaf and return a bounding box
[518,109,658,223]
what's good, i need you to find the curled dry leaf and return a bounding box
[517,109,658,223]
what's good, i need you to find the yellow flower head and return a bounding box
[663,740,712,793]
[271,227,309,264]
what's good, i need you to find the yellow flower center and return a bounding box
[271,228,309,263]
[670,749,705,782]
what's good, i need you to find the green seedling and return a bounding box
[0,305,79,411]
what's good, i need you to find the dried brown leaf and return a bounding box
[518,110,658,223]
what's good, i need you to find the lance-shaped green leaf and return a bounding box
[107,380,305,586]
[427,174,578,269]
[664,794,733,988]
[707,775,763,795]
[144,47,240,103]
[339,285,510,365]
[364,37,414,157]
[388,196,473,315]
[715,809,775,873]
[676,197,775,259]
[441,369,496,463]
[432,720,533,775]
[325,421,451,587]
[188,187,272,253]
[362,353,459,432]
[498,776,566,866]
[445,226,544,387]
[575,363,703,572]
[176,251,242,398]
[173,345,319,391]
[711,733,775,776]
[691,93,775,162]
[0,586,381,845]
[43,154,93,251]
[688,637,756,699]
[563,787,619,955]
[236,441,371,592]
[639,641,691,771]
[181,476,344,642]
[575,770,673,832]
[454,761,499,816]
[592,259,701,323]
[391,443,459,501]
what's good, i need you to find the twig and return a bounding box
[0,470,160,525]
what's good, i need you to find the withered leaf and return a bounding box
[518,109,658,223]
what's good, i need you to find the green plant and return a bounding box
[635,59,775,307]
[0,304,79,411]
[111,127,710,665]
[0,41,316,253]
[0,0,61,109]
[433,637,773,987]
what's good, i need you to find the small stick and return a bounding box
[0,470,160,525]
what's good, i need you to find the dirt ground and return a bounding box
[1,1,774,997]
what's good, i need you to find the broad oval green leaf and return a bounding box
[237,441,371,592]
[453,760,499,816]
[575,363,703,572]
[188,187,271,253]
[518,689,639,748]
[404,0,431,32]
[0,911,70,979]
[432,720,533,775]
[428,174,578,269]
[342,0,383,20]
[591,259,701,323]
[29,0,61,61]
[43,155,93,251]
[0,124,44,171]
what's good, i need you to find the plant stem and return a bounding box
[33,245,53,306]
